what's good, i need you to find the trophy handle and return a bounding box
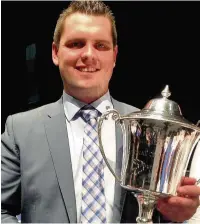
[192,137,200,186]
[196,179,200,185]
[98,109,124,183]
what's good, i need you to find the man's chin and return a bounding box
[66,84,107,98]
[71,81,99,91]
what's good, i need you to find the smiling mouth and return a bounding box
[76,67,100,73]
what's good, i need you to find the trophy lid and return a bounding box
[127,85,200,131]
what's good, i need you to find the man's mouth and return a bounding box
[76,67,100,73]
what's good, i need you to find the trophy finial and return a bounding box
[161,85,171,98]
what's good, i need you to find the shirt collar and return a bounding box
[63,90,113,121]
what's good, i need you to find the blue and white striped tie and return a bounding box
[80,105,106,223]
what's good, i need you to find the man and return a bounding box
[1,1,200,223]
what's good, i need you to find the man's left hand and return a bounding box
[157,177,200,222]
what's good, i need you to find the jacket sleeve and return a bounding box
[1,115,21,223]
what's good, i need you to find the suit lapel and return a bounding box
[42,99,77,223]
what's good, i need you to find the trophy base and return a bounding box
[134,192,158,224]
[120,184,171,223]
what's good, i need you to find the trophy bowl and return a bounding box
[98,85,200,223]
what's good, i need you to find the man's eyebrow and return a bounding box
[64,38,85,43]
[95,40,111,44]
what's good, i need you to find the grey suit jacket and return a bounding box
[1,97,139,223]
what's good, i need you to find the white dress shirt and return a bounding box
[63,91,119,222]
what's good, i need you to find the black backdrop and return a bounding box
[2,1,200,132]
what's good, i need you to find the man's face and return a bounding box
[52,12,118,99]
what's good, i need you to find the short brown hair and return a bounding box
[53,0,117,47]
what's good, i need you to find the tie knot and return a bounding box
[80,105,100,122]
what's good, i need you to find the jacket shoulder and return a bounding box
[3,100,61,136]
[12,101,56,121]
[112,98,140,115]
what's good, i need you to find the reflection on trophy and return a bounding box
[98,85,200,223]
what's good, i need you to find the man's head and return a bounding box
[52,1,118,103]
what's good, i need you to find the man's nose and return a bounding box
[81,44,97,63]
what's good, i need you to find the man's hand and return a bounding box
[157,177,200,222]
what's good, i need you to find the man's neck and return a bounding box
[63,87,108,104]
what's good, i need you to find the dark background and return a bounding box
[1,1,200,132]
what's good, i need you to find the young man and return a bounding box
[1,1,200,223]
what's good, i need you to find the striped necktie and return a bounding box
[80,105,106,223]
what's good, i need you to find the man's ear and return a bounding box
[52,42,59,66]
[113,45,118,68]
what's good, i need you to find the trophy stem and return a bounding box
[134,192,158,223]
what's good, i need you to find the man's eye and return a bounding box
[67,42,84,49]
[96,43,109,50]
[97,43,104,48]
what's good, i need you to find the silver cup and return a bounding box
[98,85,200,223]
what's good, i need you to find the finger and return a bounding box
[163,196,199,208]
[157,203,185,216]
[157,201,195,223]
[181,176,197,185]
[177,185,200,197]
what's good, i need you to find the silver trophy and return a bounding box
[98,85,200,223]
